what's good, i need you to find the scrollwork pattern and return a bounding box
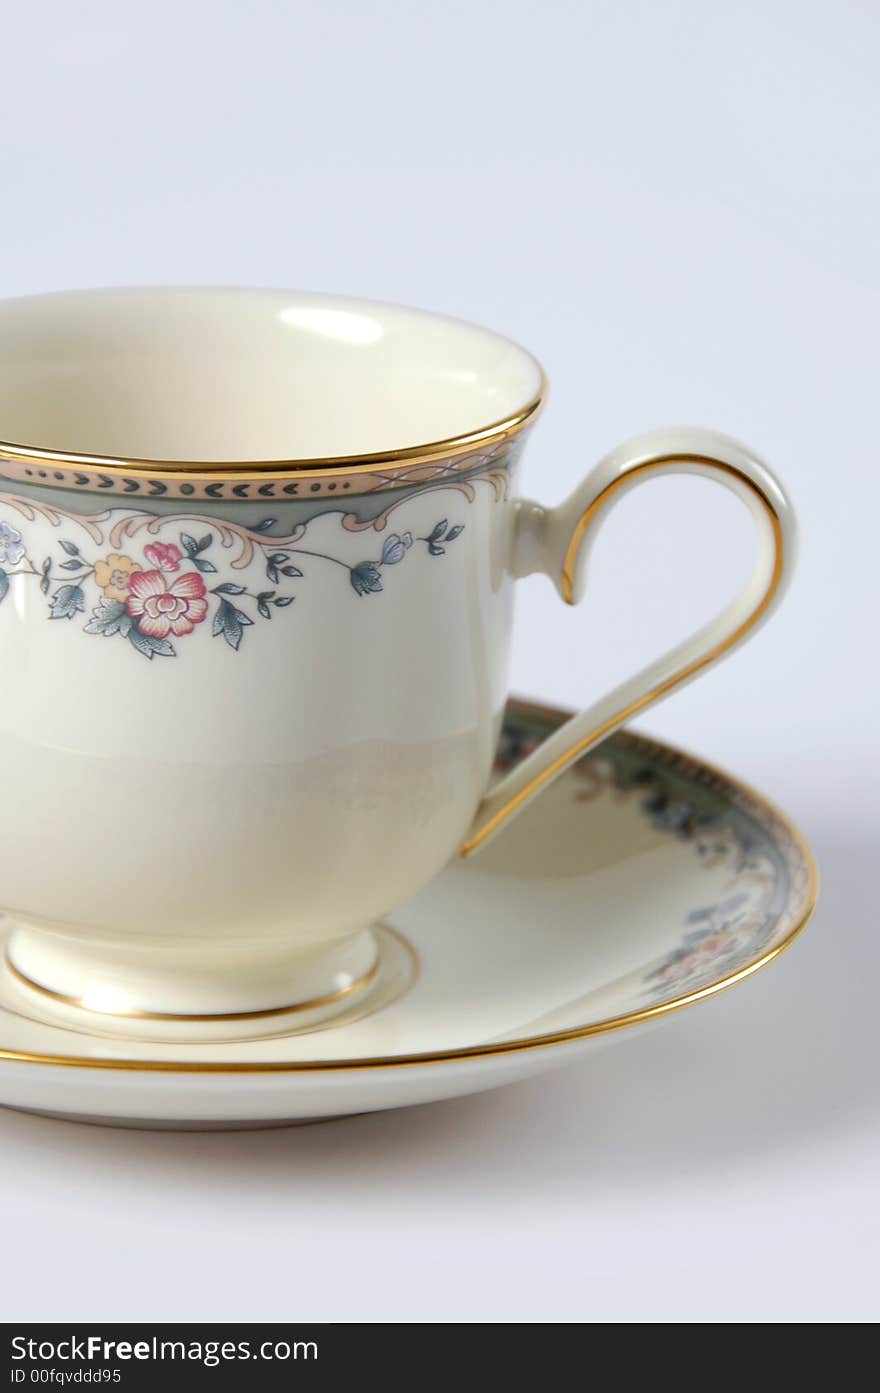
[0,496,465,660]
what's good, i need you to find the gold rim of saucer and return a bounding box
[0,703,819,1075]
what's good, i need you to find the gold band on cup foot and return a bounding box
[1,944,387,1045]
[0,922,418,1055]
[3,953,378,1024]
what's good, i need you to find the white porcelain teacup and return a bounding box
[0,288,796,1040]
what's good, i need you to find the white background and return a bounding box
[1,0,877,1323]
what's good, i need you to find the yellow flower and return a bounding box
[94,553,141,601]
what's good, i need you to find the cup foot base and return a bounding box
[3,924,379,1042]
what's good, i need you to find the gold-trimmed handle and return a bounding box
[461,427,797,857]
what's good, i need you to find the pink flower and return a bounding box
[144,542,183,573]
[127,570,208,639]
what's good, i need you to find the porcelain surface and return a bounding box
[0,288,796,1035]
[0,287,544,462]
[0,699,817,1129]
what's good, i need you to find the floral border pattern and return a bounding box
[494,708,809,1006]
[0,507,463,659]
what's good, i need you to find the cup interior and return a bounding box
[0,288,543,464]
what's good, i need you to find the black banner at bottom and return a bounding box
[4,1326,344,1390]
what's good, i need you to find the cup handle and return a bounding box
[460,427,797,857]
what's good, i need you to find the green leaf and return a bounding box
[49,584,85,619]
[193,557,218,573]
[84,597,131,637]
[213,598,253,651]
[180,533,198,556]
[0,569,8,604]
[59,540,80,557]
[212,583,246,595]
[350,562,383,596]
[128,627,175,659]
[273,595,294,607]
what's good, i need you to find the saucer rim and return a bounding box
[0,699,819,1076]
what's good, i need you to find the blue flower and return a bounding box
[0,521,25,566]
[380,532,413,566]
[350,562,383,596]
[642,793,696,835]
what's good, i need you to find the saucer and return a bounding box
[0,698,817,1130]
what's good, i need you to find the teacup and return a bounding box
[0,288,796,1040]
